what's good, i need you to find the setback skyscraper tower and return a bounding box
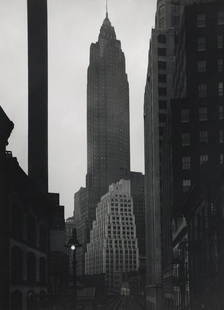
[28,0,48,192]
[86,12,130,197]
[74,12,131,276]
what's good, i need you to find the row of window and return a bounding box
[11,208,48,251]
[197,82,223,98]
[197,35,224,51]
[182,130,224,146]
[197,12,224,28]
[197,59,224,73]
[182,154,224,170]
[11,247,46,284]
[181,106,224,123]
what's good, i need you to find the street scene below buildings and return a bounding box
[1,0,224,310]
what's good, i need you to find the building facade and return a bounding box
[74,12,140,279]
[86,12,130,198]
[85,180,139,292]
[171,1,224,309]
[129,172,145,265]
[83,13,131,252]
[144,1,186,308]
[74,187,89,276]
[0,107,50,310]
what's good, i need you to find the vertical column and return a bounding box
[27,0,48,192]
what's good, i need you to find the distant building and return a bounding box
[86,12,130,198]
[74,11,147,279]
[85,180,139,292]
[74,187,89,276]
[129,172,145,262]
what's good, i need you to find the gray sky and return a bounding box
[0,0,156,218]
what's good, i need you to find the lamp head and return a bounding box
[70,244,76,251]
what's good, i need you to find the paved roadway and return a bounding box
[76,295,145,310]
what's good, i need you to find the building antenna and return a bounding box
[106,0,108,18]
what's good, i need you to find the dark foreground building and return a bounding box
[0,107,50,310]
[0,106,68,310]
[171,1,224,309]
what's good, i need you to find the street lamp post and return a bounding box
[66,228,82,304]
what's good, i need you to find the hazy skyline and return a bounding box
[0,0,157,217]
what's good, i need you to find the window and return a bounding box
[158,61,167,70]
[158,48,167,56]
[217,35,223,49]
[158,34,166,43]
[159,87,167,96]
[182,133,190,146]
[220,154,224,165]
[182,179,191,192]
[159,100,167,109]
[182,157,191,170]
[197,14,206,28]
[218,82,224,96]
[218,59,223,72]
[218,12,224,25]
[197,60,206,73]
[158,74,167,83]
[219,106,224,120]
[11,247,23,283]
[199,107,208,121]
[200,154,208,165]
[200,130,208,143]
[219,130,224,143]
[181,109,190,123]
[198,84,207,98]
[197,37,206,51]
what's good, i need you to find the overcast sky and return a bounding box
[0,0,157,218]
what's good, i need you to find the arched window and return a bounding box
[39,257,46,284]
[11,246,23,283]
[11,291,23,310]
[27,291,35,310]
[27,253,36,283]
[39,290,47,308]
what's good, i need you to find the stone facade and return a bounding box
[85,180,139,292]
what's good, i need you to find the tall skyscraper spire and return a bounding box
[106,0,108,18]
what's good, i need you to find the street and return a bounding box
[95,295,145,310]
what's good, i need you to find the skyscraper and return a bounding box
[86,12,130,198]
[144,1,186,309]
[85,180,139,292]
[171,1,224,308]
[27,0,48,192]
[74,11,131,277]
